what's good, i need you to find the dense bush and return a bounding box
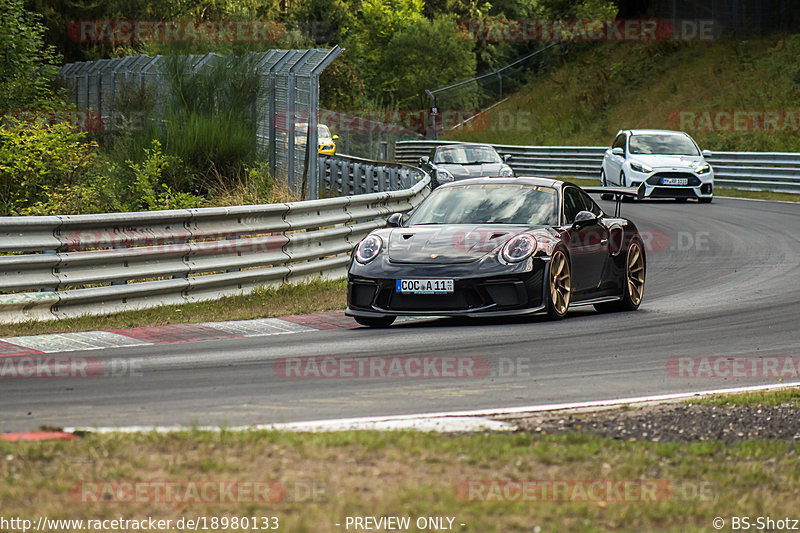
[0,120,96,215]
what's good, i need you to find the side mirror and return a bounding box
[419,155,430,164]
[386,213,403,227]
[611,147,625,157]
[502,154,512,163]
[571,210,598,230]
[702,149,712,158]
[332,135,339,140]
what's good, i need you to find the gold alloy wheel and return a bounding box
[549,251,571,316]
[626,242,645,306]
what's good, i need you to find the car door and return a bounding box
[561,187,609,296]
[605,133,627,184]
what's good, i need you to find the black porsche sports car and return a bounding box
[345,177,646,327]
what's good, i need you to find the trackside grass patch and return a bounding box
[2,389,800,533]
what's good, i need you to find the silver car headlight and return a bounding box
[499,165,514,177]
[629,161,653,174]
[435,168,454,183]
[355,235,383,264]
[694,163,711,174]
[501,234,537,263]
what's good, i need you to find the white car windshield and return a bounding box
[406,184,557,226]
[433,146,502,164]
[629,134,699,156]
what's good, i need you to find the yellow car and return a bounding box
[296,123,338,155]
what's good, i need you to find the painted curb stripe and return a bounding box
[0,431,76,442]
[0,312,353,357]
[0,341,43,357]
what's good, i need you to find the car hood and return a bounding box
[629,154,705,170]
[387,225,528,264]
[439,163,508,179]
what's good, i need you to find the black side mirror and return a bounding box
[571,210,598,230]
[386,213,403,227]
[502,154,512,163]
[419,156,430,164]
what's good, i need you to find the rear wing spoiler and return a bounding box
[581,183,646,217]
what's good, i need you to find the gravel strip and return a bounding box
[513,403,800,443]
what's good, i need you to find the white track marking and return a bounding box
[63,381,800,434]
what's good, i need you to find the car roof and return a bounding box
[624,129,690,136]
[435,142,496,150]
[437,176,564,189]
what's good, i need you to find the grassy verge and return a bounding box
[1,422,798,531]
[0,279,346,338]
[448,36,800,152]
[689,387,800,407]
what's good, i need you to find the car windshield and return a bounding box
[294,123,332,139]
[629,134,699,156]
[433,145,502,164]
[406,184,557,226]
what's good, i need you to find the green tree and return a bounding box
[0,0,64,109]
[344,0,425,105]
[376,15,478,109]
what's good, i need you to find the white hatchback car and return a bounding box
[600,129,714,203]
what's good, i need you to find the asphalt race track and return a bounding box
[2,196,799,432]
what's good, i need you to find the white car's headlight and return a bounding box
[629,161,653,174]
[499,165,514,177]
[501,234,537,263]
[694,163,711,174]
[355,235,382,264]
[435,168,454,183]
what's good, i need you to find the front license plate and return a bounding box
[396,279,454,294]
[662,177,688,185]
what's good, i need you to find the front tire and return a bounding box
[699,197,713,203]
[595,240,645,313]
[546,250,571,319]
[354,316,396,328]
[600,169,613,200]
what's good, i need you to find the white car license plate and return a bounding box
[396,279,454,294]
[662,177,688,186]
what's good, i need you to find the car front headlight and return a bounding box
[499,165,514,177]
[694,163,711,174]
[435,168,454,183]
[501,234,537,263]
[629,161,653,174]
[355,235,383,264]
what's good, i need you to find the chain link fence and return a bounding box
[423,43,563,139]
[57,47,342,200]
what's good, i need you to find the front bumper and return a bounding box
[630,169,714,199]
[346,260,548,318]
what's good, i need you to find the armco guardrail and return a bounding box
[321,153,427,195]
[395,140,800,193]
[0,171,430,323]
